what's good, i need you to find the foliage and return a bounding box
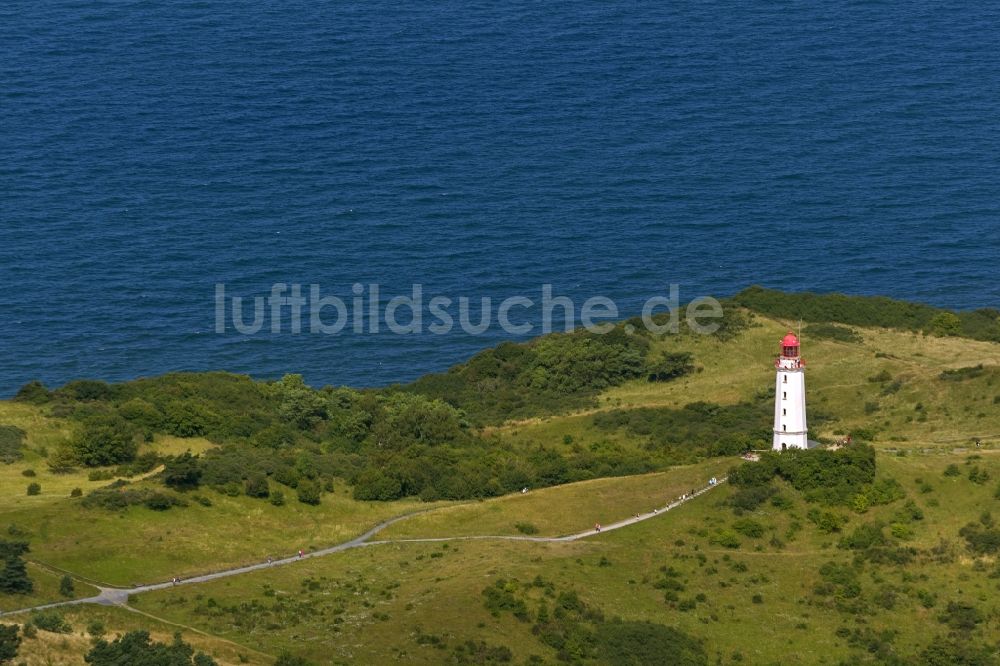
[0,623,19,663]
[959,515,1000,555]
[803,323,863,344]
[918,635,997,665]
[69,414,138,466]
[84,630,218,665]
[646,353,696,382]
[82,487,187,512]
[730,445,878,508]
[0,540,32,595]
[273,653,315,666]
[404,327,675,425]
[25,483,40,496]
[296,479,321,505]
[244,474,270,498]
[595,621,707,666]
[30,610,71,633]
[514,522,539,535]
[940,364,987,382]
[481,576,705,665]
[163,453,203,489]
[730,286,1000,342]
[0,427,26,465]
[59,574,75,597]
[595,399,772,462]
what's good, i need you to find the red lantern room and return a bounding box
[780,332,800,358]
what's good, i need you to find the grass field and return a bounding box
[121,449,1000,665]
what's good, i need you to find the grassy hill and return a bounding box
[1,291,999,664]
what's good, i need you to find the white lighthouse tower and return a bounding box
[773,332,808,450]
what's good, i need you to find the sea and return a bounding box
[2,1,999,396]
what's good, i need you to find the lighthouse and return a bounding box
[773,332,808,450]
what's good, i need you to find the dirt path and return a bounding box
[0,478,724,618]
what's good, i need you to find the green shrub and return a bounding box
[0,623,20,662]
[0,426,26,464]
[244,474,270,498]
[87,619,106,638]
[732,518,766,539]
[85,630,218,665]
[296,479,321,505]
[69,414,137,467]
[730,286,1000,343]
[269,490,285,506]
[25,483,40,496]
[804,323,863,344]
[30,610,71,634]
[59,575,74,597]
[514,522,539,535]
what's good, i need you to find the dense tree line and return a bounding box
[730,286,1000,342]
[729,444,878,505]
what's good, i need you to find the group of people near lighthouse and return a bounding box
[591,477,719,535]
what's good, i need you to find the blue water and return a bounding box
[2,2,999,395]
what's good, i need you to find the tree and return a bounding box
[85,630,218,665]
[244,474,270,499]
[646,352,695,382]
[163,453,202,489]
[296,479,321,506]
[59,575,74,597]
[69,415,137,467]
[0,540,32,595]
[0,624,19,663]
[929,312,961,337]
[352,469,403,501]
[26,483,40,496]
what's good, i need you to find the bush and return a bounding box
[0,426,26,464]
[244,474,270,498]
[30,610,71,634]
[804,323,862,344]
[514,522,539,535]
[70,487,82,497]
[0,623,20,662]
[25,483,40,496]
[59,575,74,597]
[595,621,706,666]
[296,479,321,505]
[732,518,766,539]
[82,488,186,512]
[85,630,218,665]
[87,619,106,638]
[269,490,285,506]
[162,452,202,489]
[69,414,137,467]
[21,469,35,477]
[352,469,403,501]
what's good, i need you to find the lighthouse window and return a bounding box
[782,425,787,431]
[782,392,787,399]
[783,376,787,383]
[782,408,786,416]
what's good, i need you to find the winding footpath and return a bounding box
[0,478,724,619]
